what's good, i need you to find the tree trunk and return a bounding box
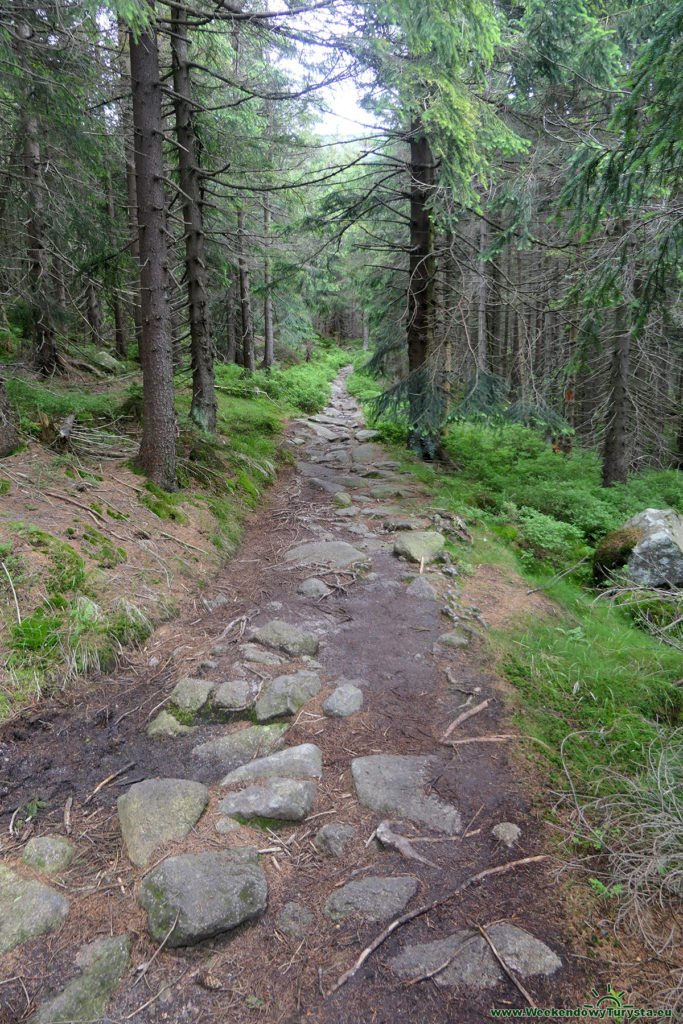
[130,22,177,491]
[407,121,435,454]
[171,4,217,432]
[0,381,18,457]
[361,311,369,351]
[106,175,128,358]
[118,19,143,352]
[602,305,631,486]
[225,271,237,363]
[262,199,274,369]
[237,209,255,372]
[476,215,488,372]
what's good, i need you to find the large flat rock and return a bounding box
[390,923,562,988]
[251,619,320,657]
[0,865,69,953]
[254,670,321,721]
[351,443,385,465]
[169,677,215,713]
[221,744,322,785]
[139,851,267,946]
[117,778,209,868]
[22,836,76,874]
[284,541,369,569]
[192,724,288,768]
[325,876,418,922]
[351,755,461,834]
[393,531,445,564]
[30,935,130,1024]
[218,777,317,822]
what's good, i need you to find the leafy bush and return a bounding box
[517,507,588,566]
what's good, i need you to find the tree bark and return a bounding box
[106,175,128,359]
[602,305,631,486]
[476,215,488,372]
[130,21,177,491]
[171,3,217,432]
[262,198,274,369]
[118,19,143,352]
[0,381,18,457]
[225,271,237,363]
[407,121,435,454]
[237,209,255,372]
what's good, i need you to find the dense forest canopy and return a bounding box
[0,0,681,487]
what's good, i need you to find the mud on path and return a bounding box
[0,371,608,1024]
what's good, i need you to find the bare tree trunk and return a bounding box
[262,198,274,369]
[237,209,255,372]
[0,381,18,457]
[476,215,488,372]
[130,22,177,490]
[106,175,128,358]
[602,305,631,486]
[84,279,104,347]
[225,271,237,363]
[171,4,216,432]
[407,121,435,455]
[118,19,143,352]
[362,311,369,351]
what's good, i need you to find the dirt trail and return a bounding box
[0,371,606,1024]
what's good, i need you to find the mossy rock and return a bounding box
[593,526,644,581]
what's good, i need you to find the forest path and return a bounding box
[0,370,602,1024]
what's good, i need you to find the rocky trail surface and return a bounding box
[0,370,605,1024]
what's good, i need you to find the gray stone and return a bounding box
[438,629,471,649]
[384,516,430,532]
[117,778,209,868]
[215,817,241,834]
[139,851,267,946]
[405,576,437,601]
[284,541,369,569]
[325,876,418,923]
[334,506,361,518]
[221,744,323,785]
[356,429,380,441]
[251,619,320,657]
[0,865,69,953]
[218,777,317,822]
[393,531,445,564]
[93,349,124,374]
[314,823,356,857]
[22,837,76,875]
[254,671,321,721]
[297,577,332,599]
[192,724,288,767]
[147,710,197,740]
[277,901,314,939]
[239,643,285,666]
[492,822,522,848]
[322,683,364,718]
[390,923,562,989]
[169,677,215,713]
[332,491,352,508]
[352,755,461,834]
[371,483,416,499]
[351,443,384,465]
[30,935,130,1024]
[213,678,256,711]
[623,508,683,587]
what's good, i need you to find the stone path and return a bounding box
[0,368,586,1024]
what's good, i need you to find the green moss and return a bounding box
[593,526,644,580]
[0,478,10,495]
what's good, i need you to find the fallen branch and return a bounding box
[446,733,519,746]
[1,561,21,624]
[84,761,135,804]
[405,934,478,986]
[441,699,490,741]
[133,911,180,987]
[325,855,548,998]
[374,820,438,868]
[526,556,589,595]
[477,923,537,1008]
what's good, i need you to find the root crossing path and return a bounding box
[1,370,601,1024]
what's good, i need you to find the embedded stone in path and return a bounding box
[139,850,267,947]
[277,902,314,940]
[239,643,285,666]
[169,676,215,713]
[405,576,437,601]
[390,923,562,989]
[315,823,356,858]
[30,934,130,1024]
[438,628,471,649]
[147,710,197,740]
[254,670,321,721]
[221,744,322,785]
[322,683,364,718]
[384,515,430,532]
[493,822,522,848]
[117,778,209,868]
[356,429,380,441]
[352,755,461,834]
[297,577,332,599]
[393,531,445,564]
[0,865,69,953]
[325,876,418,923]
[192,724,288,767]
[333,491,352,508]
[371,482,417,499]
[218,777,317,822]
[285,540,369,569]
[22,836,76,874]
[251,619,320,657]
[351,442,385,465]
[213,678,256,711]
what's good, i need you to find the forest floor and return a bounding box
[0,371,647,1024]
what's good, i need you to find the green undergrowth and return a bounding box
[6,376,126,436]
[348,360,683,791]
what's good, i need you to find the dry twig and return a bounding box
[477,923,538,1007]
[441,699,490,740]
